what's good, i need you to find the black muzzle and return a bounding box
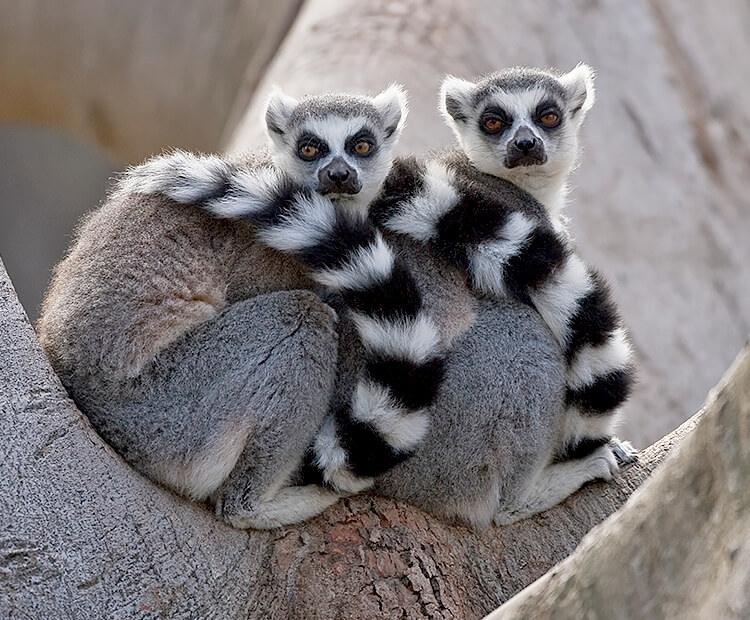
[318,157,362,195]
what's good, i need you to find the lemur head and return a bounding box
[440,65,595,209]
[264,85,408,213]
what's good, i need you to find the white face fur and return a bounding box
[440,65,595,211]
[264,85,408,216]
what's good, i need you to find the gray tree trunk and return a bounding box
[0,0,302,162]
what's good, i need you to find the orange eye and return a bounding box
[484,118,503,132]
[353,141,372,155]
[540,112,559,126]
[300,144,319,158]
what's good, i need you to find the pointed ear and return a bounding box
[439,75,478,125]
[373,84,408,139]
[559,63,596,118]
[264,86,299,136]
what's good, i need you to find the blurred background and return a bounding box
[1,0,748,447]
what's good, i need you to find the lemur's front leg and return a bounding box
[372,157,636,468]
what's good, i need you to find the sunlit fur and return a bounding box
[440,65,595,216]
[93,74,631,529]
[371,148,636,482]
[39,82,456,529]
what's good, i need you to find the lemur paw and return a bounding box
[589,445,619,480]
[610,437,639,467]
[493,510,521,526]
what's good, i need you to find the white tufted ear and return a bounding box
[439,75,478,126]
[373,84,409,139]
[264,86,299,136]
[559,63,596,118]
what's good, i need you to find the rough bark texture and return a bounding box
[0,256,685,618]
[0,0,302,162]
[488,342,750,620]
[227,0,750,448]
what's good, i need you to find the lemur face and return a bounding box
[440,65,595,201]
[264,85,408,212]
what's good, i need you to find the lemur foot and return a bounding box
[493,445,620,526]
[591,444,619,480]
[215,485,340,530]
[609,437,639,468]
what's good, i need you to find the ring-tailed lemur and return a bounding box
[369,65,636,472]
[142,68,635,528]
[39,87,446,529]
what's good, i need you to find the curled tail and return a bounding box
[372,157,635,464]
[126,151,445,493]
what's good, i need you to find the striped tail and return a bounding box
[125,151,445,493]
[372,157,635,463]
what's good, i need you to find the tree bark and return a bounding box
[0,256,693,618]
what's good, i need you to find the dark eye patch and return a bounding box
[534,100,563,129]
[479,106,512,135]
[346,129,378,157]
[297,133,329,161]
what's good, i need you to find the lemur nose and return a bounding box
[328,168,350,183]
[515,137,537,152]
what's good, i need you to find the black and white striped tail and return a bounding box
[371,156,635,463]
[125,151,445,493]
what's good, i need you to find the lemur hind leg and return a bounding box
[494,445,618,525]
[83,289,340,525]
[197,290,347,529]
